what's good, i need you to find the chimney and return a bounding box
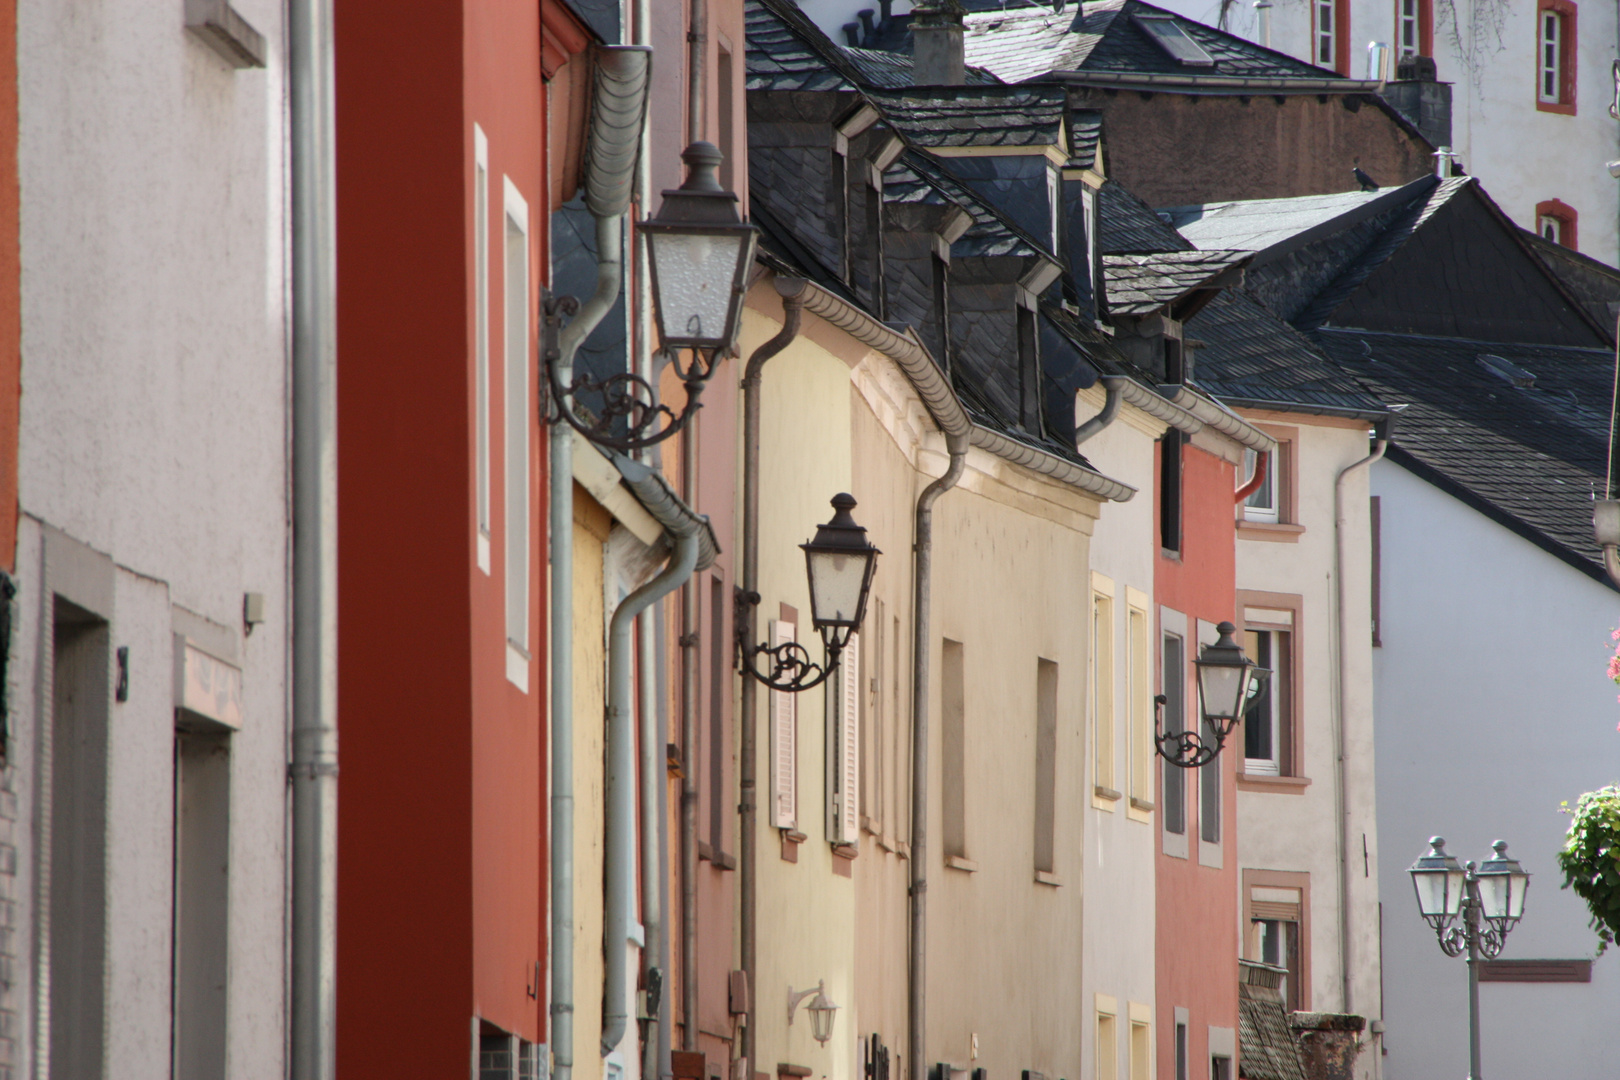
[843,22,861,46]
[879,0,894,27]
[911,3,965,86]
[858,8,876,45]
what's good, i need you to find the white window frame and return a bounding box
[1539,213,1564,244]
[831,631,860,846]
[1046,165,1061,252]
[1316,0,1337,67]
[475,126,491,574]
[1126,589,1153,819]
[1092,573,1118,805]
[1242,448,1279,523]
[1539,10,1563,103]
[1095,996,1120,1080]
[1243,627,1284,776]
[504,177,531,691]
[771,620,799,830]
[1397,0,1419,56]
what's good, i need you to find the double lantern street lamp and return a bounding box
[1408,837,1531,1080]
[548,141,757,452]
[742,494,881,694]
[1154,621,1270,769]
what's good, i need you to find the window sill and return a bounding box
[945,855,979,873]
[832,842,857,877]
[1093,784,1121,811]
[1237,521,1305,543]
[1536,98,1576,116]
[1236,773,1312,794]
[780,829,807,863]
[1035,870,1063,887]
[832,842,858,861]
[1126,795,1155,823]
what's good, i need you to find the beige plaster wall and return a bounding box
[1232,414,1382,1073]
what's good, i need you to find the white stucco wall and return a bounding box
[1072,387,1161,1080]
[10,1,290,1076]
[1371,460,1620,1080]
[1232,417,1382,1075]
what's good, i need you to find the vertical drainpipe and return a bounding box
[1332,420,1388,1016]
[738,280,806,1080]
[607,530,703,1056]
[679,0,706,1062]
[551,46,652,1080]
[908,434,968,1080]
[288,0,338,1074]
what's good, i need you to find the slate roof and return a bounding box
[840,45,1002,87]
[900,149,1058,260]
[1103,249,1249,313]
[865,85,1067,147]
[1100,180,1193,254]
[1521,228,1620,332]
[958,0,1341,84]
[1313,327,1616,580]
[1188,291,1386,416]
[746,0,861,92]
[1069,109,1103,168]
[1238,968,1308,1080]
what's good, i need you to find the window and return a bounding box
[866,167,888,319]
[1133,14,1215,66]
[1046,165,1062,252]
[474,125,491,573]
[1396,0,1432,56]
[1315,0,1337,68]
[1017,303,1040,433]
[931,247,952,374]
[833,138,851,282]
[942,639,968,862]
[1035,659,1059,875]
[1161,631,1186,836]
[1536,0,1576,113]
[174,726,231,1080]
[771,619,799,830]
[1535,198,1579,250]
[1174,1022,1188,1080]
[709,576,728,854]
[1242,629,1290,776]
[503,179,531,691]
[1126,595,1153,816]
[1370,496,1382,647]
[1237,594,1303,784]
[1244,869,1311,1012]
[1210,1057,1231,1080]
[1092,577,1117,802]
[1241,448,1277,523]
[1082,186,1099,312]
[1159,431,1183,554]
[1128,1010,1152,1080]
[1199,718,1220,844]
[718,46,735,191]
[1096,999,1119,1080]
[862,598,885,833]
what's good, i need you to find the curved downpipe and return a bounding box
[738,280,806,1078]
[549,44,650,1080]
[603,529,702,1056]
[1074,375,1125,445]
[910,432,969,1080]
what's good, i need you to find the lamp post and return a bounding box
[740,494,880,693]
[546,141,757,451]
[1407,837,1530,1080]
[1154,621,1270,768]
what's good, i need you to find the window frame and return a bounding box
[1096,996,1120,1080]
[1160,607,1189,859]
[1235,591,1309,792]
[1242,868,1312,1011]
[1315,0,1349,73]
[1126,589,1154,821]
[502,177,531,691]
[1535,0,1577,115]
[1395,0,1433,57]
[1092,573,1119,807]
[474,124,491,574]
[1237,423,1303,542]
[1535,198,1579,250]
[1127,1003,1153,1080]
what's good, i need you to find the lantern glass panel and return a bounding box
[649,229,747,345]
[1198,662,1249,722]
[806,548,872,629]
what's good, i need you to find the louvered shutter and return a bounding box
[838,632,861,844]
[770,620,798,829]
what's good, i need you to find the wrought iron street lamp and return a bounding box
[742,494,880,693]
[547,141,757,451]
[1407,837,1531,1080]
[1154,621,1269,768]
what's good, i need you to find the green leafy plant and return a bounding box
[1559,786,1620,955]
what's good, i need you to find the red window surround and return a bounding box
[1535,198,1579,250]
[1396,0,1434,59]
[1536,0,1577,115]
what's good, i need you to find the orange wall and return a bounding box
[1154,441,1241,1080]
[0,0,16,573]
[336,0,565,1070]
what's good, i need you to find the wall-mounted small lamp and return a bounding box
[1154,621,1269,769]
[788,980,839,1045]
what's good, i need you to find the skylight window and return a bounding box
[1133,15,1215,67]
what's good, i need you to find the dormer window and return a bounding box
[1133,15,1214,67]
[1047,166,1061,252]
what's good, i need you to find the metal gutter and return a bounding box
[1212,395,1390,423]
[609,453,722,570]
[1160,385,1277,451]
[1052,70,1385,93]
[793,279,1136,501]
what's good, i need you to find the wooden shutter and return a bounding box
[770,620,797,829]
[838,633,861,844]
